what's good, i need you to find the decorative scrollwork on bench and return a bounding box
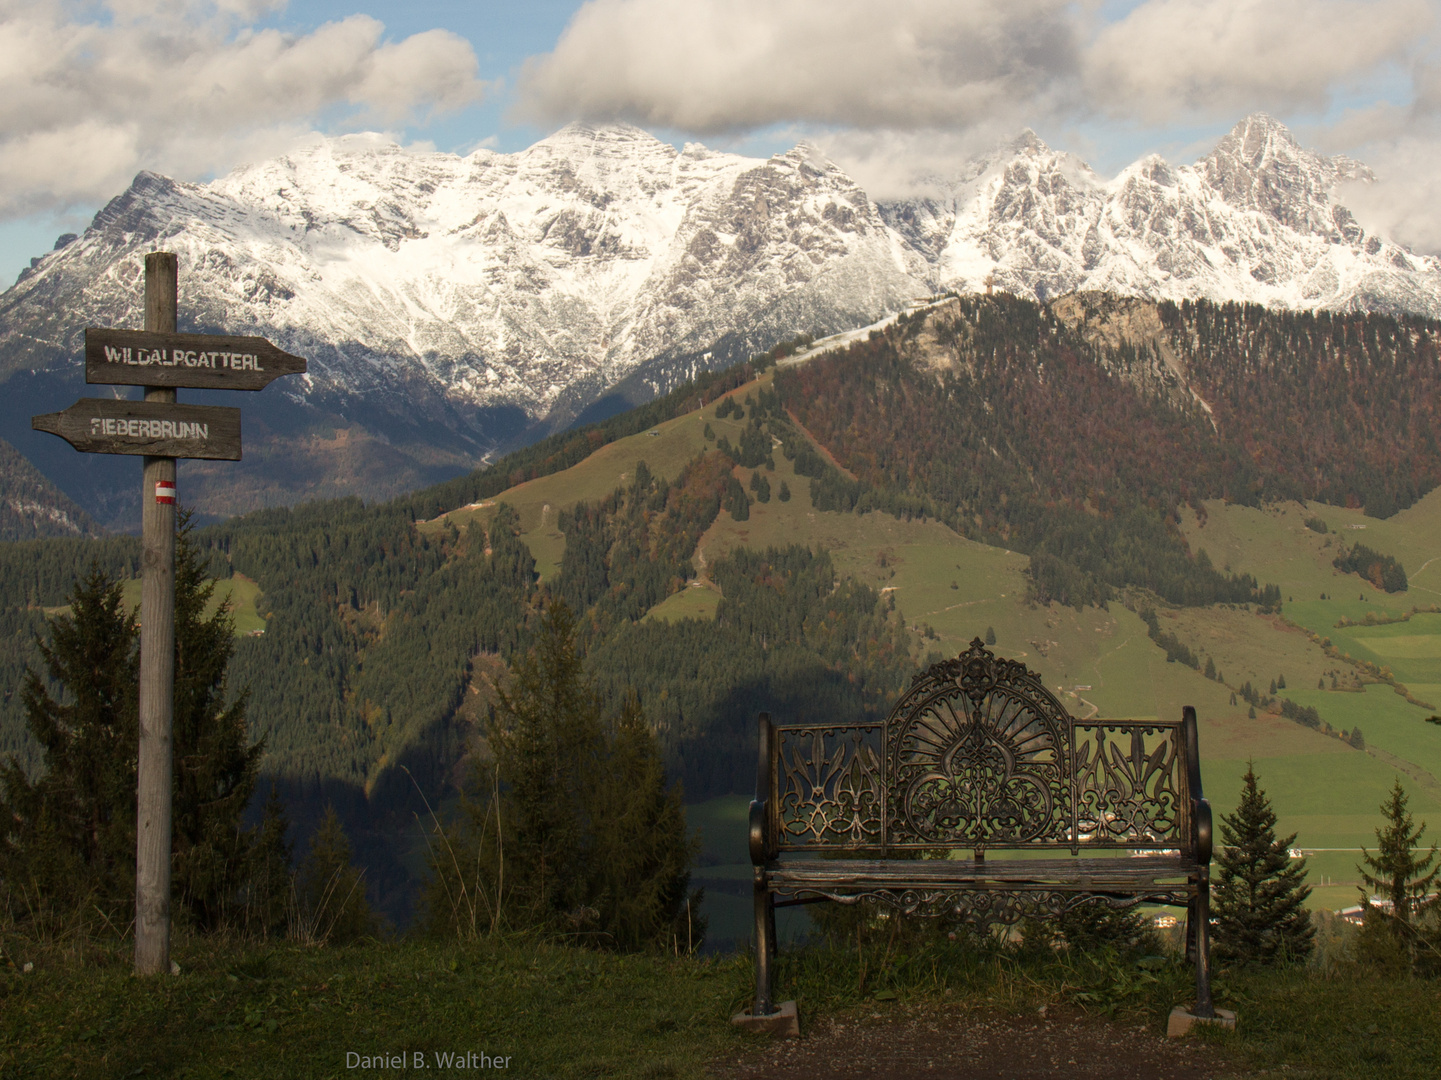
[775,724,883,848]
[1074,723,1185,845]
[781,886,1192,924]
[886,638,1072,848]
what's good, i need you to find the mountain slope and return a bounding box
[0,436,95,541]
[4,116,1441,528]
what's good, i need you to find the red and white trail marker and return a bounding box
[154,481,176,504]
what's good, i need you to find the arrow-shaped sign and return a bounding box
[85,328,306,391]
[32,398,241,460]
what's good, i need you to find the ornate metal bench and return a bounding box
[741,639,1216,1028]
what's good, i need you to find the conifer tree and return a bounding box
[170,519,268,930]
[240,786,294,937]
[1,520,285,934]
[297,805,375,944]
[592,693,703,951]
[470,600,700,947]
[0,567,139,924]
[1358,780,1439,926]
[1212,763,1314,964]
[489,600,605,925]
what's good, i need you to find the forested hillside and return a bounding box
[775,293,1441,608]
[3,291,1438,919]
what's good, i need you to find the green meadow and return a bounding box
[46,573,267,638]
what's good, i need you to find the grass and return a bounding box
[643,583,721,624]
[422,373,780,581]
[0,935,755,1079]
[6,927,1440,1079]
[44,574,266,638]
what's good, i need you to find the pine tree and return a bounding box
[489,600,605,926]
[985,626,997,645]
[0,567,139,925]
[591,693,703,951]
[1358,780,1439,925]
[475,600,701,948]
[239,786,293,937]
[1212,763,1314,964]
[0,522,284,935]
[170,519,267,930]
[297,805,375,944]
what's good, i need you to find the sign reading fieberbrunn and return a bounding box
[31,398,242,460]
[85,328,307,391]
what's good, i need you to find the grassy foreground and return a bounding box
[3,933,1440,1079]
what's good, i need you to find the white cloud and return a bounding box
[0,0,485,218]
[518,0,1441,138]
[1334,135,1441,255]
[516,0,1080,133]
[1084,0,1433,124]
[809,126,1032,201]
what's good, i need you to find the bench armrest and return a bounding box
[1182,706,1211,865]
[750,711,774,864]
[1193,796,1212,866]
[749,799,769,865]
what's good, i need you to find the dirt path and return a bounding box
[710,1005,1243,1080]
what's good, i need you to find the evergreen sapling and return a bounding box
[1356,780,1440,969]
[1211,763,1314,964]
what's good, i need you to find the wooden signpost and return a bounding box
[84,328,306,391]
[31,399,242,460]
[30,253,306,976]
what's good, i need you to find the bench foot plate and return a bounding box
[731,1000,800,1037]
[1167,1005,1236,1038]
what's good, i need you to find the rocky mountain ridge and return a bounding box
[2,114,1436,529]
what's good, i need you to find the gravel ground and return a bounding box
[710,1004,1244,1080]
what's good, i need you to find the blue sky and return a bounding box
[3,0,1439,283]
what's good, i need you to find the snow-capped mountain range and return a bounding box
[2,114,1436,526]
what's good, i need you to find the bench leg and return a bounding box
[1193,875,1215,1019]
[754,870,775,1016]
[1185,896,1197,965]
[767,891,778,960]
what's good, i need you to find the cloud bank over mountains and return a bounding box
[518,0,1432,134]
[0,0,484,217]
[515,0,1441,252]
[6,0,1441,258]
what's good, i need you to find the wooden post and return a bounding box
[135,252,177,975]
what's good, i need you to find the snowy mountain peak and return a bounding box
[5,116,1441,523]
[1009,129,1052,156]
[1199,113,1369,235]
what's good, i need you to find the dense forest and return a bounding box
[1,294,1433,918]
[775,294,1439,608]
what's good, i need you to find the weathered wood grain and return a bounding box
[31,398,241,460]
[85,328,306,391]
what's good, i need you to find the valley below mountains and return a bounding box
[4,290,1441,925]
[3,113,1441,533]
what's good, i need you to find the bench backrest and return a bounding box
[761,639,1200,857]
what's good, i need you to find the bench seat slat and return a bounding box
[767,856,1194,891]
